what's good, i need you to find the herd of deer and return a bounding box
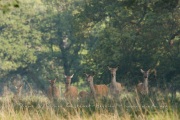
[47,67,151,101]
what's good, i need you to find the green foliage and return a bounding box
[81,0,180,86]
[0,0,19,13]
[0,0,179,91]
[0,4,42,72]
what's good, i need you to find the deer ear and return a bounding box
[70,74,74,78]
[48,80,51,82]
[84,73,88,77]
[108,66,111,70]
[140,69,144,73]
[64,75,67,78]
[147,69,151,73]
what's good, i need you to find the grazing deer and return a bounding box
[13,84,23,100]
[136,69,150,95]
[47,79,60,100]
[108,67,123,96]
[64,74,78,99]
[85,73,108,99]
[78,91,89,99]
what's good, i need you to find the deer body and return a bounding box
[137,78,148,95]
[48,79,60,100]
[64,75,78,99]
[92,84,109,96]
[13,84,23,100]
[85,74,108,99]
[78,91,89,99]
[136,69,150,95]
[108,67,123,95]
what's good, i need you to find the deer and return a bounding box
[64,74,78,100]
[47,79,60,100]
[136,69,150,95]
[108,66,123,96]
[13,84,23,100]
[85,73,108,100]
[78,90,89,99]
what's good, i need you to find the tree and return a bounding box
[40,0,86,78]
[79,0,180,87]
[0,0,43,74]
[0,0,19,13]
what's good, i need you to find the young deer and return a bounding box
[13,84,23,100]
[64,74,78,99]
[47,79,60,100]
[78,91,89,99]
[136,69,150,95]
[85,73,108,99]
[108,67,123,96]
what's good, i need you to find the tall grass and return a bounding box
[0,92,179,120]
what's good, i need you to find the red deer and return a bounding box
[85,73,108,99]
[108,67,123,96]
[13,84,23,100]
[64,74,78,100]
[47,79,60,100]
[78,90,89,99]
[136,69,150,95]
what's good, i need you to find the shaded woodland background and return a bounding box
[0,0,179,96]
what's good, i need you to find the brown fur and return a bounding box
[136,69,150,95]
[78,91,89,99]
[109,82,123,94]
[108,67,123,95]
[94,85,109,96]
[64,75,78,99]
[64,86,78,99]
[136,83,146,94]
[13,84,23,100]
[85,74,108,99]
[47,79,60,100]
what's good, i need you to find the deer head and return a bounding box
[84,73,94,83]
[140,69,150,78]
[108,66,118,76]
[64,74,74,84]
[49,79,56,86]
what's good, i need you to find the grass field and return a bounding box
[0,92,179,120]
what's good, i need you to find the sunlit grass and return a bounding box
[0,91,179,120]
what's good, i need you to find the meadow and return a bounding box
[0,0,179,120]
[0,90,179,120]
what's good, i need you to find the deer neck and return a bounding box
[144,77,148,86]
[51,84,55,96]
[89,81,96,95]
[144,77,148,93]
[111,74,117,87]
[65,83,71,91]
